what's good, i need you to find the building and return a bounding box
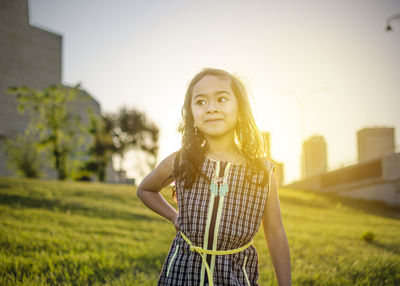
[262,132,271,158]
[301,135,327,179]
[286,127,400,207]
[357,127,395,163]
[262,131,284,187]
[0,0,119,182]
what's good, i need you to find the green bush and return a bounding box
[362,231,375,242]
[4,133,45,178]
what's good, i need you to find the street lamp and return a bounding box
[386,13,400,31]
[279,87,330,141]
[276,87,329,181]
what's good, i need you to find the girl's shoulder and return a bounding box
[158,151,180,172]
[138,151,180,192]
[264,157,276,173]
[247,156,275,172]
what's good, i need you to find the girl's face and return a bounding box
[191,75,239,139]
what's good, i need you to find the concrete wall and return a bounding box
[0,0,62,121]
[335,180,400,207]
[357,127,395,163]
[285,152,400,207]
[0,0,63,177]
[274,162,285,187]
[0,0,115,181]
[301,135,327,179]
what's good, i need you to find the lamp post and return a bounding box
[277,87,329,181]
[282,87,329,141]
[386,13,400,31]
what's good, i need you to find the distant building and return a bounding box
[273,162,285,188]
[262,131,284,187]
[0,0,119,182]
[357,127,395,163]
[262,132,271,158]
[286,128,400,207]
[301,135,327,179]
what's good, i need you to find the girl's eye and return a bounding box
[218,97,228,103]
[195,99,206,105]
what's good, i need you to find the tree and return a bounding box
[83,113,115,182]
[7,84,86,180]
[105,107,159,177]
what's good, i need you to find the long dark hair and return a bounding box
[173,68,271,197]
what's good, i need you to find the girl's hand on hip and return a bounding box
[173,214,180,233]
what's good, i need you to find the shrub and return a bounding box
[4,133,44,178]
[362,231,375,242]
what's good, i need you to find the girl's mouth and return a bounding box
[205,119,223,123]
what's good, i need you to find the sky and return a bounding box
[29,0,400,184]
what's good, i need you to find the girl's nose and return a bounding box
[206,100,218,113]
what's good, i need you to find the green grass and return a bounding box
[0,177,399,285]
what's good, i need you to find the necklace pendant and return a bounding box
[210,180,219,196]
[219,183,229,196]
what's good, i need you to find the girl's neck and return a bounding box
[205,133,237,161]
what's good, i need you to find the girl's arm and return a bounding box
[262,169,292,286]
[137,152,179,230]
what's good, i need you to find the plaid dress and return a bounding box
[157,156,275,286]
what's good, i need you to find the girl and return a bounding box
[137,68,291,286]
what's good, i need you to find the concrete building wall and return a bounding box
[0,0,30,28]
[0,0,63,177]
[0,0,62,112]
[1,0,60,168]
[262,132,271,158]
[334,180,400,207]
[357,127,395,163]
[286,152,400,207]
[274,162,284,187]
[262,131,285,186]
[0,0,116,181]
[301,135,327,179]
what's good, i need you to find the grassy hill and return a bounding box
[0,177,399,285]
